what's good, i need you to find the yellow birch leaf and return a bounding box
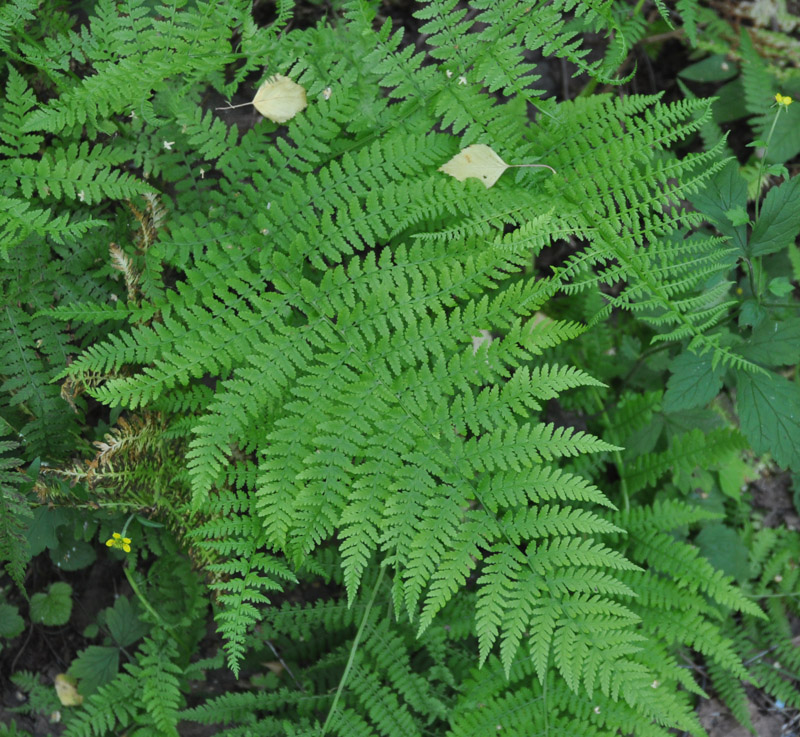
[252,75,307,124]
[439,144,556,188]
[54,674,83,706]
[439,144,509,188]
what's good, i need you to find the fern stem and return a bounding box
[321,565,386,736]
[742,257,760,304]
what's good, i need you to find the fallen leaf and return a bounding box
[54,674,83,706]
[439,144,556,188]
[439,144,509,188]
[252,75,307,123]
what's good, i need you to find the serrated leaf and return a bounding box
[738,318,800,367]
[689,160,748,255]
[252,75,307,123]
[68,645,120,696]
[30,581,72,626]
[25,506,69,556]
[738,299,768,329]
[104,595,149,647]
[439,144,510,188]
[749,176,800,258]
[663,349,725,412]
[737,370,800,470]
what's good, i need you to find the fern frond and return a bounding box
[138,633,183,736]
[0,435,30,592]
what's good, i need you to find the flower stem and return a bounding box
[754,103,786,222]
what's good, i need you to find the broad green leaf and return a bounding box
[104,595,149,647]
[663,350,725,412]
[712,78,747,124]
[737,370,800,470]
[789,243,800,281]
[0,603,25,639]
[737,319,800,366]
[749,177,800,257]
[68,645,119,696]
[696,524,750,583]
[50,539,96,571]
[25,506,69,556]
[689,160,748,255]
[679,55,737,83]
[717,450,754,502]
[738,299,768,329]
[30,581,72,626]
[768,277,793,297]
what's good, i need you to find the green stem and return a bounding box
[321,566,386,736]
[120,513,136,538]
[123,564,174,631]
[754,105,784,222]
[743,257,759,304]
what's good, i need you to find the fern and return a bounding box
[2,1,797,736]
[138,633,183,737]
[0,433,30,591]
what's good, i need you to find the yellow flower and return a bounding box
[775,93,793,107]
[105,532,132,553]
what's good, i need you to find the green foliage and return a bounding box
[29,580,72,626]
[0,0,799,736]
[0,434,30,591]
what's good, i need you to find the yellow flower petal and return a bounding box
[105,539,114,547]
[122,544,131,553]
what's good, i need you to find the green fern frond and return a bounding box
[0,434,30,592]
[139,633,183,736]
[63,669,142,737]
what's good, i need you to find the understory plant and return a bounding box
[1,0,799,735]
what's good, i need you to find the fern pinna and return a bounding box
[1,0,790,735]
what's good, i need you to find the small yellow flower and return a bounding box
[105,532,132,553]
[775,93,793,107]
